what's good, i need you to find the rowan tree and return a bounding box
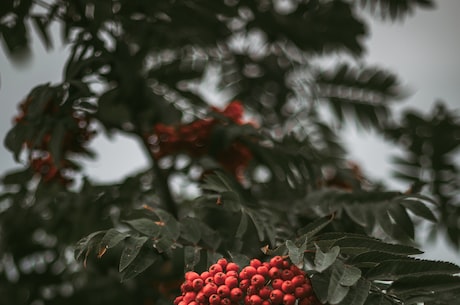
[1,1,460,305]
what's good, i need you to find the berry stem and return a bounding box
[136,131,179,219]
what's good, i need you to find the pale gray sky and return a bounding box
[1,1,459,262]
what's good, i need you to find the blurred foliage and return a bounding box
[2,0,460,305]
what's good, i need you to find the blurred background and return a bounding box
[1,1,459,263]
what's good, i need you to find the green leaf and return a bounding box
[228,251,250,268]
[314,245,340,272]
[119,236,148,272]
[366,259,460,280]
[31,15,52,49]
[235,212,248,238]
[327,262,351,304]
[124,218,161,237]
[297,215,333,238]
[1,168,33,185]
[286,238,307,266]
[152,209,180,240]
[400,199,436,222]
[245,208,266,242]
[4,124,28,161]
[388,274,460,298]
[180,217,202,244]
[74,231,105,261]
[387,203,414,239]
[120,248,158,282]
[184,245,201,271]
[338,278,370,305]
[340,264,362,286]
[99,229,129,255]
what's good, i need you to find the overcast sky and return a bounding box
[1,1,459,262]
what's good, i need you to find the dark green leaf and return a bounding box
[124,218,161,237]
[184,245,201,271]
[119,236,148,272]
[121,248,158,282]
[314,245,340,272]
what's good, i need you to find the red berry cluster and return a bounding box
[14,96,95,184]
[148,101,253,178]
[174,257,321,305]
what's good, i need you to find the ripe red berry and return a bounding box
[226,262,240,272]
[224,276,238,289]
[181,281,194,292]
[203,283,218,297]
[192,278,204,291]
[269,289,284,305]
[294,286,308,299]
[271,279,283,290]
[281,270,294,280]
[209,294,221,305]
[262,301,271,305]
[250,259,262,268]
[174,296,183,305]
[226,270,238,277]
[209,264,224,274]
[214,272,227,285]
[240,266,257,279]
[217,258,228,268]
[269,267,281,279]
[220,298,231,305]
[196,292,207,303]
[184,292,197,303]
[270,256,284,268]
[299,298,312,305]
[249,295,263,305]
[201,271,211,280]
[217,285,230,297]
[239,279,250,291]
[246,285,259,296]
[259,286,271,300]
[283,294,296,305]
[251,274,265,288]
[185,271,200,282]
[281,280,294,293]
[291,275,306,287]
[188,301,198,305]
[205,276,215,284]
[257,265,269,278]
[230,288,243,302]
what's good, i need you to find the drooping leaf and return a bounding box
[119,236,148,272]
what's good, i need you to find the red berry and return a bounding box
[226,262,240,272]
[269,267,281,279]
[291,275,306,287]
[250,259,262,268]
[246,285,259,296]
[281,270,294,280]
[189,302,198,305]
[257,265,269,278]
[271,279,283,290]
[181,281,194,292]
[226,270,238,277]
[217,285,230,297]
[214,272,227,285]
[290,265,303,275]
[259,286,271,299]
[283,294,296,305]
[184,292,197,303]
[224,276,238,289]
[251,274,265,288]
[203,283,218,297]
[174,296,184,305]
[270,256,284,268]
[209,294,221,305]
[230,288,243,302]
[249,295,262,305]
[210,264,224,274]
[240,279,250,291]
[262,301,271,305]
[192,278,204,291]
[220,298,231,305]
[205,276,215,284]
[185,271,200,281]
[178,301,187,305]
[294,286,308,299]
[270,289,284,305]
[281,280,294,293]
[240,266,257,279]
[201,271,211,280]
[196,292,207,303]
[282,261,290,269]
[217,258,228,268]
[299,298,312,305]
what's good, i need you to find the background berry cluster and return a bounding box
[174,257,321,305]
[147,101,253,177]
[13,94,94,184]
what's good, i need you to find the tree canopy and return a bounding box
[1,1,460,305]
